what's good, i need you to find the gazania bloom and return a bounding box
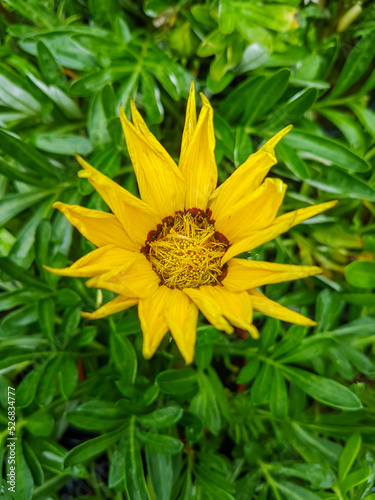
[45,83,337,364]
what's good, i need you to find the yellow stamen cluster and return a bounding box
[143,210,229,289]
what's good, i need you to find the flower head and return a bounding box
[45,82,337,364]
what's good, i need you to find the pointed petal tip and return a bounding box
[199,92,212,109]
[75,154,91,171]
[328,199,339,208]
[52,201,63,210]
[283,124,293,133]
[119,104,130,127]
[189,80,195,93]
[85,276,98,288]
[81,311,94,320]
[310,266,323,276]
[142,343,156,360]
[264,125,293,150]
[129,99,138,120]
[43,264,62,276]
[77,170,90,179]
[249,324,260,339]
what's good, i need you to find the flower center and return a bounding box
[142,209,229,289]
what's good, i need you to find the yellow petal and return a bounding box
[138,285,170,359]
[53,202,138,251]
[185,286,258,337]
[86,254,159,298]
[179,93,217,210]
[180,81,197,161]
[224,259,322,291]
[76,155,157,247]
[120,103,185,219]
[82,296,138,319]
[209,126,292,215]
[248,288,317,326]
[44,245,137,277]
[214,178,287,242]
[222,199,338,264]
[164,289,198,364]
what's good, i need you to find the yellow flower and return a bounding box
[45,83,337,364]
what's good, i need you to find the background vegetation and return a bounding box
[0,0,375,498]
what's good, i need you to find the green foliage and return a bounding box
[0,0,375,499]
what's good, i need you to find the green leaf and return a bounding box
[0,257,52,290]
[318,108,366,153]
[250,363,273,406]
[234,126,253,167]
[0,189,56,226]
[341,467,373,493]
[279,336,336,364]
[240,3,298,32]
[70,68,126,96]
[59,357,78,399]
[36,357,61,406]
[137,407,183,430]
[156,368,198,396]
[0,157,51,188]
[31,133,93,155]
[0,129,58,177]
[328,317,375,336]
[108,445,125,488]
[330,32,375,98]
[13,441,34,500]
[38,298,55,344]
[25,411,54,437]
[270,368,288,419]
[259,318,280,352]
[207,365,230,421]
[345,261,375,289]
[284,129,369,172]
[37,40,66,88]
[0,63,42,115]
[66,401,125,431]
[220,75,265,123]
[64,427,125,466]
[146,449,173,500]
[23,440,44,487]
[110,330,137,383]
[338,432,361,482]
[16,364,46,408]
[136,428,183,454]
[56,288,81,307]
[124,418,151,500]
[62,306,81,336]
[315,289,344,333]
[278,480,322,500]
[264,88,317,129]
[282,366,362,410]
[276,141,309,179]
[247,69,290,124]
[306,165,375,201]
[180,410,203,443]
[141,71,163,124]
[197,29,227,57]
[237,358,260,384]
[20,34,97,71]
